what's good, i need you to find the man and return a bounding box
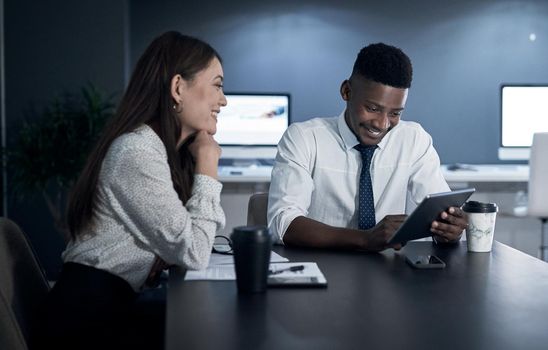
[267,43,467,252]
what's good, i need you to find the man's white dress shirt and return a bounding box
[267,111,449,242]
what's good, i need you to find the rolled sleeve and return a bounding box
[267,124,315,242]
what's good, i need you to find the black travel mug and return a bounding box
[231,225,272,293]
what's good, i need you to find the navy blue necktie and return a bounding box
[354,144,377,230]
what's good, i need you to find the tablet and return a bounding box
[387,188,475,245]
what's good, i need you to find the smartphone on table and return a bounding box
[405,254,446,269]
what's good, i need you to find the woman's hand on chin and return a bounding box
[188,130,221,179]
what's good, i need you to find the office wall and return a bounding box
[4,0,128,278]
[130,0,548,164]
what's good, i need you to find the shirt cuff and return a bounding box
[192,174,223,197]
[276,211,304,244]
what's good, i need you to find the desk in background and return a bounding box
[218,164,539,258]
[218,165,272,183]
[441,164,529,192]
[218,164,531,234]
[441,164,528,182]
[167,241,548,350]
[219,164,529,185]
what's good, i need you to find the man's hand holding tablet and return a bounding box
[387,188,475,246]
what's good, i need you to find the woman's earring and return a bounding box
[173,101,183,113]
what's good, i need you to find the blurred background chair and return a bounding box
[0,217,50,350]
[528,132,548,261]
[247,192,268,226]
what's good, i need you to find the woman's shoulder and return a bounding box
[109,124,165,157]
[103,124,167,172]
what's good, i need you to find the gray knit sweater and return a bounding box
[62,125,225,291]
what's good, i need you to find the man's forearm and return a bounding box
[283,216,365,250]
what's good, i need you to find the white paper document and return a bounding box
[207,250,289,266]
[184,261,325,283]
[184,250,289,281]
[185,264,237,280]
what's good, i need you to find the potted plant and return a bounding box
[3,84,115,240]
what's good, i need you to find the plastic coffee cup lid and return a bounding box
[231,225,271,241]
[462,201,498,213]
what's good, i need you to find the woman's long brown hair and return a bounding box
[67,31,221,238]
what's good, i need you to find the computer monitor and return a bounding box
[215,93,290,159]
[498,84,548,160]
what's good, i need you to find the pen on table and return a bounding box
[268,265,305,275]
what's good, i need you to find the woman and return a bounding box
[38,31,227,349]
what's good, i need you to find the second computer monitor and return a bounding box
[499,84,548,160]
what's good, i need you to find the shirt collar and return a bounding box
[337,109,393,151]
[338,110,359,151]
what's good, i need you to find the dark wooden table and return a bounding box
[166,241,548,350]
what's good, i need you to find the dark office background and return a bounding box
[3,0,548,278]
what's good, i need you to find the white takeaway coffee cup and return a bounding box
[462,201,498,253]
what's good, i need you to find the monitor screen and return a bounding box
[499,85,548,160]
[215,93,290,147]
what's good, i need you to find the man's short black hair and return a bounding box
[352,43,413,88]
